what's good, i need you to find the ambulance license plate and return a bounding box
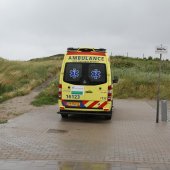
[67,102,80,107]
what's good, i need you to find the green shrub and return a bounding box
[0,84,14,95]
[0,119,8,124]
[31,80,59,106]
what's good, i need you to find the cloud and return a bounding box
[0,0,169,60]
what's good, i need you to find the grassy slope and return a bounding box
[32,56,170,106]
[1,55,170,106]
[111,56,170,99]
[0,56,62,103]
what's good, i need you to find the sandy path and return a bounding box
[0,78,54,120]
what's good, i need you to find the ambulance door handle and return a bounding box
[99,87,102,90]
[68,86,70,89]
[85,90,93,93]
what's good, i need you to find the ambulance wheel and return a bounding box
[105,108,112,120]
[60,110,68,119]
[61,113,68,119]
[105,115,112,120]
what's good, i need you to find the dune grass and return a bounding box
[111,56,170,99]
[1,55,170,107]
[31,56,170,107]
[0,58,62,103]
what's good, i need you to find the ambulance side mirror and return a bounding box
[112,76,118,84]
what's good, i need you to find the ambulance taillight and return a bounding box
[58,84,62,99]
[107,85,112,101]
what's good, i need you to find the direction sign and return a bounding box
[155,45,168,54]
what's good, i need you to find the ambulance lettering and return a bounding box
[68,56,104,61]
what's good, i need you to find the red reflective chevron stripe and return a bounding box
[98,101,107,109]
[82,100,88,105]
[88,101,99,108]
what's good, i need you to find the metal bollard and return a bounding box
[161,100,167,121]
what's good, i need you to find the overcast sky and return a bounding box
[0,0,169,60]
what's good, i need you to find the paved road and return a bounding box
[0,99,170,170]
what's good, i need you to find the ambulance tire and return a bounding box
[105,115,112,120]
[61,113,68,119]
[60,111,68,119]
[105,108,112,120]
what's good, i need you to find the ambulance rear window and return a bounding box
[64,63,82,83]
[64,63,106,85]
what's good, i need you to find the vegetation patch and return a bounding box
[0,57,62,103]
[31,79,59,106]
[1,55,170,107]
[111,56,170,99]
[0,119,8,124]
[32,55,170,106]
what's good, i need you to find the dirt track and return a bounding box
[0,78,54,121]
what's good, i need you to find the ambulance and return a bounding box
[58,48,118,120]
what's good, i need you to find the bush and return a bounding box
[148,56,153,60]
[0,84,14,95]
[31,80,59,106]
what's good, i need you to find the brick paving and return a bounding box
[0,160,170,170]
[0,99,170,169]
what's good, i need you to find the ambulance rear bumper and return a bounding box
[57,110,112,116]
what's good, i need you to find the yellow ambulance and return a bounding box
[58,48,118,120]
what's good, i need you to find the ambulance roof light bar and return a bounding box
[67,47,106,53]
